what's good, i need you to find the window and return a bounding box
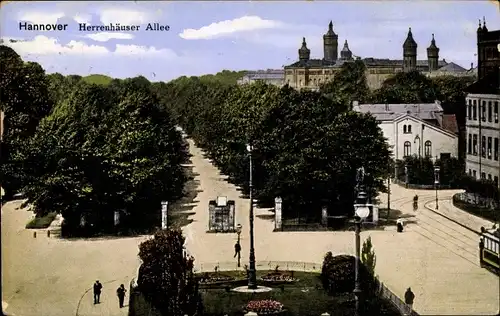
[408,125,412,133]
[495,138,499,161]
[482,136,486,158]
[424,140,432,157]
[468,99,472,120]
[482,101,486,121]
[488,137,492,159]
[494,176,499,187]
[495,101,498,123]
[488,174,492,181]
[404,141,411,157]
[473,170,477,178]
[481,172,486,180]
[488,101,492,122]
[473,100,477,120]
[468,169,472,176]
[403,124,411,134]
[403,125,407,133]
[468,134,472,154]
[473,134,478,155]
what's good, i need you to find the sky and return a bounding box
[0,1,499,82]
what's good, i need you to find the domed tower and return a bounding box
[298,37,310,62]
[403,27,417,72]
[340,40,353,60]
[426,34,439,71]
[323,21,338,62]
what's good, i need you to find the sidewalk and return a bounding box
[76,279,130,316]
[424,198,497,233]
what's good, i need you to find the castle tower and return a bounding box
[323,21,338,62]
[426,34,439,71]
[340,40,353,60]
[299,37,310,62]
[403,27,418,72]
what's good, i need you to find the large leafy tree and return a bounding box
[138,229,202,316]
[23,79,187,233]
[0,45,53,197]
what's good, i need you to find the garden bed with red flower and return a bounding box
[244,299,286,315]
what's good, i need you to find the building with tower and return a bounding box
[284,21,474,90]
[464,18,500,189]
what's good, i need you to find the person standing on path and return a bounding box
[234,242,241,258]
[93,280,103,304]
[404,287,415,315]
[116,284,127,308]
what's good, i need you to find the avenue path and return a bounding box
[2,137,499,316]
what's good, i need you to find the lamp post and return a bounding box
[404,163,409,187]
[236,223,242,267]
[353,168,371,316]
[434,161,440,210]
[246,144,257,289]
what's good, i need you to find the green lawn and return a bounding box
[453,198,499,223]
[198,270,401,316]
[25,212,57,229]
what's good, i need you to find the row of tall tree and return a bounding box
[160,68,392,219]
[1,46,187,234]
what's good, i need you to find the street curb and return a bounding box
[423,200,480,236]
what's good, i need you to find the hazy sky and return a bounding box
[1,1,499,82]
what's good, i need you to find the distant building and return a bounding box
[464,19,500,188]
[353,100,459,161]
[284,22,475,91]
[237,69,284,86]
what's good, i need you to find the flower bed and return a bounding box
[261,270,297,282]
[244,299,285,315]
[198,273,235,284]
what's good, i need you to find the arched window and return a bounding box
[404,141,411,157]
[424,141,432,157]
[408,125,412,133]
[403,125,407,133]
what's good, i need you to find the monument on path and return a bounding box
[208,196,235,232]
[274,197,282,230]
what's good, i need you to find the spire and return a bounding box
[298,37,310,62]
[477,19,483,33]
[482,16,488,31]
[427,34,439,55]
[340,40,352,60]
[403,27,417,50]
[324,20,337,37]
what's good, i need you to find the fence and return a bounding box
[454,192,500,210]
[194,261,322,273]
[393,179,452,190]
[375,276,419,316]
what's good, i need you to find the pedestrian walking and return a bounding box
[116,284,127,308]
[404,287,415,315]
[234,242,241,258]
[93,280,103,304]
[396,218,404,233]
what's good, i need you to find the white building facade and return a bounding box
[465,94,500,188]
[237,69,285,86]
[354,101,459,161]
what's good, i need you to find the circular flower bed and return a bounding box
[198,273,235,284]
[261,271,297,282]
[245,299,285,315]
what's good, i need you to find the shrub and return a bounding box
[245,299,284,314]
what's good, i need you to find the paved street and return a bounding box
[2,138,499,316]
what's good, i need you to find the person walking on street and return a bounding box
[116,284,127,308]
[405,287,415,315]
[234,242,241,258]
[93,280,103,304]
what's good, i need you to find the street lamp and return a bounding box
[353,168,370,316]
[434,161,440,210]
[246,143,257,289]
[236,223,242,267]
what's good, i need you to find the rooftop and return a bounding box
[353,101,444,121]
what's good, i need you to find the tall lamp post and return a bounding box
[246,144,257,289]
[353,168,371,316]
[434,161,440,210]
[236,223,242,267]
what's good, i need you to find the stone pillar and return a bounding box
[161,201,168,230]
[114,210,120,226]
[372,206,379,224]
[274,197,282,230]
[321,206,328,226]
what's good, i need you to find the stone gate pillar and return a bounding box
[321,206,328,226]
[274,197,282,230]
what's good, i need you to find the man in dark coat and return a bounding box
[405,287,415,314]
[234,242,241,258]
[116,284,127,308]
[93,280,103,304]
